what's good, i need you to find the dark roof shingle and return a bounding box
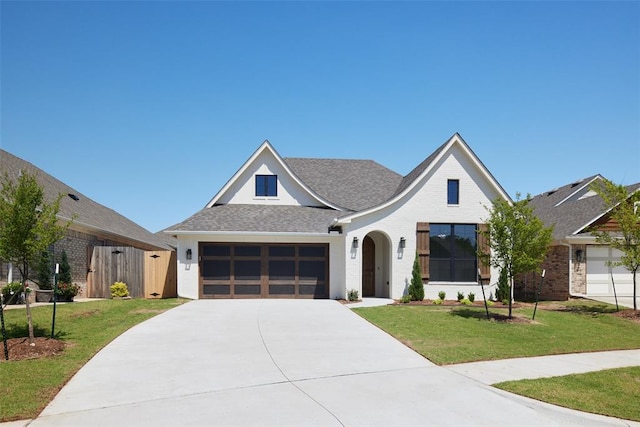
[0,149,171,250]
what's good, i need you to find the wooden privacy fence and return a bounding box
[87,246,177,299]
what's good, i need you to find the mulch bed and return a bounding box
[0,337,66,362]
[612,309,640,323]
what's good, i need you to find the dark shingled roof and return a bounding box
[284,158,402,211]
[529,175,640,241]
[166,204,339,234]
[0,149,172,250]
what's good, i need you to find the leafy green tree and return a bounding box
[589,179,640,311]
[408,252,424,301]
[479,194,553,318]
[59,250,72,285]
[0,172,68,343]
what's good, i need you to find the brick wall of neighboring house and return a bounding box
[514,245,570,301]
[571,244,587,295]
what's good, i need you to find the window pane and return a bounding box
[299,246,325,257]
[234,285,261,295]
[269,285,295,295]
[299,261,325,281]
[299,284,324,296]
[430,259,451,281]
[269,260,295,280]
[202,245,230,257]
[269,246,295,257]
[256,175,277,197]
[448,179,459,204]
[455,259,477,282]
[234,260,261,281]
[430,224,451,258]
[234,246,261,257]
[202,260,230,280]
[453,225,477,258]
[203,284,230,295]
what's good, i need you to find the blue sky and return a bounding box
[2,1,638,233]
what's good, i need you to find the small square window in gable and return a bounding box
[447,179,459,205]
[255,175,278,197]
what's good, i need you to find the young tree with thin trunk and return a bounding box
[0,171,68,343]
[589,179,640,311]
[479,194,553,318]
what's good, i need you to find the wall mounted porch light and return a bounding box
[352,237,359,249]
[399,237,406,249]
[186,249,192,260]
[575,249,583,263]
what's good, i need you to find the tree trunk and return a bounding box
[509,275,514,319]
[20,263,35,345]
[634,267,638,311]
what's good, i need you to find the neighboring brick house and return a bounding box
[165,133,510,300]
[518,175,640,301]
[0,149,173,296]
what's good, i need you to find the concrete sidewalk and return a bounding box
[15,299,636,426]
[447,349,640,385]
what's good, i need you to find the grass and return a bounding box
[354,299,640,421]
[353,300,640,365]
[0,298,187,422]
[496,367,640,422]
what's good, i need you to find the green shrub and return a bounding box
[1,282,24,304]
[461,298,472,305]
[502,299,509,305]
[408,252,424,301]
[400,295,411,303]
[457,291,464,302]
[56,282,80,301]
[496,268,510,302]
[110,282,129,298]
[36,250,53,290]
[468,292,475,303]
[59,250,72,285]
[486,300,495,306]
[347,289,359,302]
[438,290,446,301]
[433,298,443,305]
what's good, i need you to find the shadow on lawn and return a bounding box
[3,322,68,339]
[449,307,527,323]
[546,303,618,316]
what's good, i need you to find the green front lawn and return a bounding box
[354,301,640,365]
[496,367,640,422]
[0,298,187,422]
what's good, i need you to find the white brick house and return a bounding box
[166,133,510,300]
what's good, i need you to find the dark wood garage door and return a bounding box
[199,243,329,299]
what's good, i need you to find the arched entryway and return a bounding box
[361,232,391,298]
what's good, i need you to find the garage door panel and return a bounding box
[586,246,635,296]
[200,243,328,299]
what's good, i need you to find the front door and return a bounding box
[362,236,375,297]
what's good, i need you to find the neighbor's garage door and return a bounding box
[586,246,634,296]
[199,243,329,299]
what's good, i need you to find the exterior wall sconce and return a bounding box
[186,249,192,260]
[400,237,406,249]
[575,249,583,263]
[352,237,359,249]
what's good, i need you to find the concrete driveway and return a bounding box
[30,300,634,426]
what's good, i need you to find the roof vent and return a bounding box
[546,190,557,196]
[68,193,80,201]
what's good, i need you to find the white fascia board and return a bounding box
[205,140,342,211]
[554,175,602,208]
[336,134,511,224]
[164,230,340,238]
[565,235,599,244]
